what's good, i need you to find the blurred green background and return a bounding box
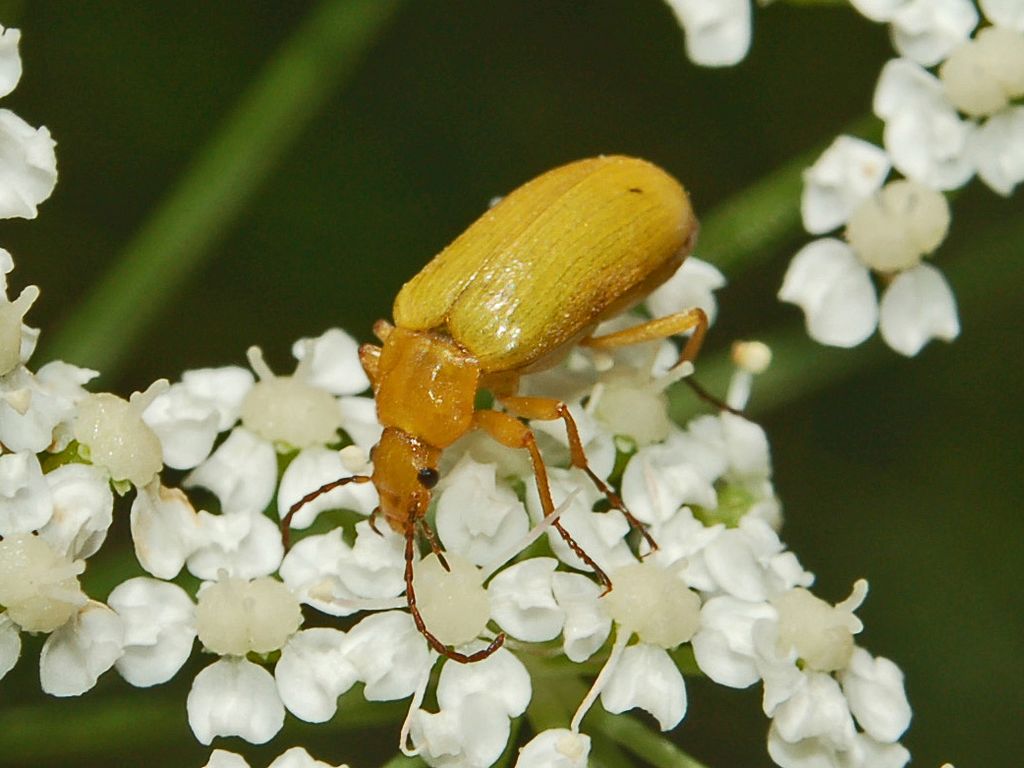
[0,1,1020,766]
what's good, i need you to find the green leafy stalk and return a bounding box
[42,0,400,378]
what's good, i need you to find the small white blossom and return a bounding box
[73,382,167,487]
[515,729,591,768]
[664,0,752,67]
[274,628,357,723]
[187,656,285,745]
[39,600,124,696]
[108,577,196,687]
[601,642,688,731]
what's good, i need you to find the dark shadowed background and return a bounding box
[0,1,1019,766]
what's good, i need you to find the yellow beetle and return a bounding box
[285,155,707,662]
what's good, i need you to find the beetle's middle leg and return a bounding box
[496,397,657,553]
[472,409,613,591]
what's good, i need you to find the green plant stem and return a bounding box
[41,0,400,379]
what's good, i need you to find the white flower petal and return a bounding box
[891,0,978,67]
[269,747,348,768]
[187,512,284,580]
[0,28,22,98]
[692,596,776,688]
[601,643,687,731]
[551,572,611,663]
[970,106,1024,196]
[849,0,913,23]
[878,263,960,356]
[644,256,726,324]
[38,463,113,560]
[772,671,856,748]
[276,628,356,722]
[436,647,531,717]
[203,750,251,768]
[845,733,911,768]
[874,58,944,120]
[801,136,890,234]
[180,366,255,431]
[142,383,221,470]
[280,529,358,616]
[436,456,529,566]
[779,239,878,348]
[337,395,383,451]
[39,601,124,696]
[292,328,370,396]
[0,450,51,534]
[107,577,196,687]
[0,109,57,219]
[185,427,277,515]
[514,729,591,768]
[277,446,377,530]
[488,557,565,642]
[340,611,432,700]
[665,0,752,67]
[130,483,203,579]
[840,648,912,743]
[875,60,976,190]
[411,694,511,768]
[621,440,717,525]
[0,612,21,681]
[187,657,285,745]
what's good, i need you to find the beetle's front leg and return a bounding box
[497,396,657,553]
[472,409,613,590]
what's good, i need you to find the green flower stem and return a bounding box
[588,709,711,768]
[41,0,400,378]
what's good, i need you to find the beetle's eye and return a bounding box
[417,467,439,489]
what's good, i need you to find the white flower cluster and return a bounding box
[0,21,933,768]
[780,0,1024,356]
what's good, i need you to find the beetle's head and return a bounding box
[370,428,442,534]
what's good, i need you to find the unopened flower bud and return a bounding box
[601,561,700,648]
[0,532,85,632]
[413,552,489,647]
[846,181,950,273]
[240,346,342,448]
[941,27,1024,117]
[73,383,166,486]
[196,576,302,656]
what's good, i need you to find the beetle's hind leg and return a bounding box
[496,397,657,554]
[582,308,743,415]
[280,475,372,550]
[402,520,504,663]
[472,409,615,588]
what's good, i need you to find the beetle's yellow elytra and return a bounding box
[393,155,697,372]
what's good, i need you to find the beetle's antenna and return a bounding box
[280,475,372,550]
[403,522,505,664]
